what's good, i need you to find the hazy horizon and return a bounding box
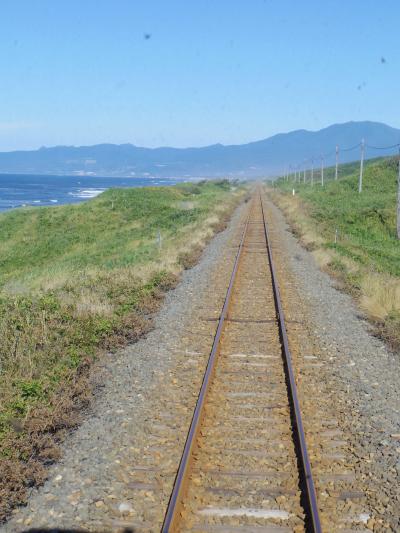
[0,119,398,153]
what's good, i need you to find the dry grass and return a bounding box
[359,274,400,321]
[74,292,115,318]
[311,248,335,270]
[275,193,324,250]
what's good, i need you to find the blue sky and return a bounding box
[0,0,398,150]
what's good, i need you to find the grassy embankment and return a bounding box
[0,179,244,518]
[269,157,400,350]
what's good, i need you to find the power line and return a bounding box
[285,140,400,185]
[365,143,400,150]
[340,143,361,152]
[290,143,360,173]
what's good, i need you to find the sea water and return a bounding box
[0,174,189,211]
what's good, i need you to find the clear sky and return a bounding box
[1,0,399,151]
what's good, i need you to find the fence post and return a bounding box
[311,159,314,186]
[335,145,339,180]
[359,139,365,193]
[321,157,324,186]
[397,149,400,239]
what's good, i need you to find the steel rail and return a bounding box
[259,191,322,533]
[161,202,252,532]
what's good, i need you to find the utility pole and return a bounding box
[359,139,365,193]
[303,164,306,183]
[335,145,339,180]
[321,157,324,186]
[311,159,314,186]
[397,149,400,239]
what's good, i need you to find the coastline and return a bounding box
[0,174,193,212]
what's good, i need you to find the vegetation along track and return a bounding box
[161,189,322,533]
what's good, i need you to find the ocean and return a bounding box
[0,174,189,212]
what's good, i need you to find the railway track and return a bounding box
[161,190,322,533]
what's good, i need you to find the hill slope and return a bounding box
[0,121,399,177]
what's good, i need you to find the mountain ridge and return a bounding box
[0,121,399,178]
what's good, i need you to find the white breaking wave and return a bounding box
[69,188,106,199]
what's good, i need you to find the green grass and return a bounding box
[0,181,234,287]
[275,156,400,276]
[0,179,241,444]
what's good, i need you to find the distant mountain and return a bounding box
[0,121,399,178]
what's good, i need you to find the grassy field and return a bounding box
[270,156,400,350]
[0,179,244,518]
